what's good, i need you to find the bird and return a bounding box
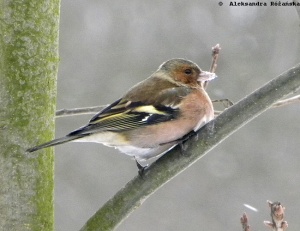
[27,58,216,168]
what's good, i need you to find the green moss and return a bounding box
[0,0,60,230]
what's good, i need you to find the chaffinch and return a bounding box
[27,58,216,164]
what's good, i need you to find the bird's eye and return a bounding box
[184,69,192,75]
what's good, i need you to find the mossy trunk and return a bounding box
[0,1,60,230]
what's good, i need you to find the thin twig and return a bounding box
[209,44,221,73]
[272,94,300,107]
[264,200,288,231]
[55,94,300,118]
[204,44,221,89]
[56,106,106,117]
[241,213,251,231]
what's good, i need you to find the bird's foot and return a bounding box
[212,98,233,108]
[177,130,198,155]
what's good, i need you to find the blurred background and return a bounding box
[55,1,300,230]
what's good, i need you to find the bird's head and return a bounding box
[158,58,217,87]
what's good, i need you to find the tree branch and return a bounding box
[79,63,300,231]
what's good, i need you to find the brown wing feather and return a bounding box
[68,83,192,136]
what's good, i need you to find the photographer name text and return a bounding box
[229,1,300,6]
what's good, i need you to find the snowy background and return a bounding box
[55,1,300,230]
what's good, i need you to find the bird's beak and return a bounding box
[198,71,217,82]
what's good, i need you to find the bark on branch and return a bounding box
[79,63,300,231]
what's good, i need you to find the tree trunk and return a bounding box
[0,1,60,230]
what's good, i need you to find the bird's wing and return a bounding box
[68,86,192,136]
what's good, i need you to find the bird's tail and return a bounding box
[26,135,83,153]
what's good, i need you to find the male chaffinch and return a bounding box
[27,58,216,164]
